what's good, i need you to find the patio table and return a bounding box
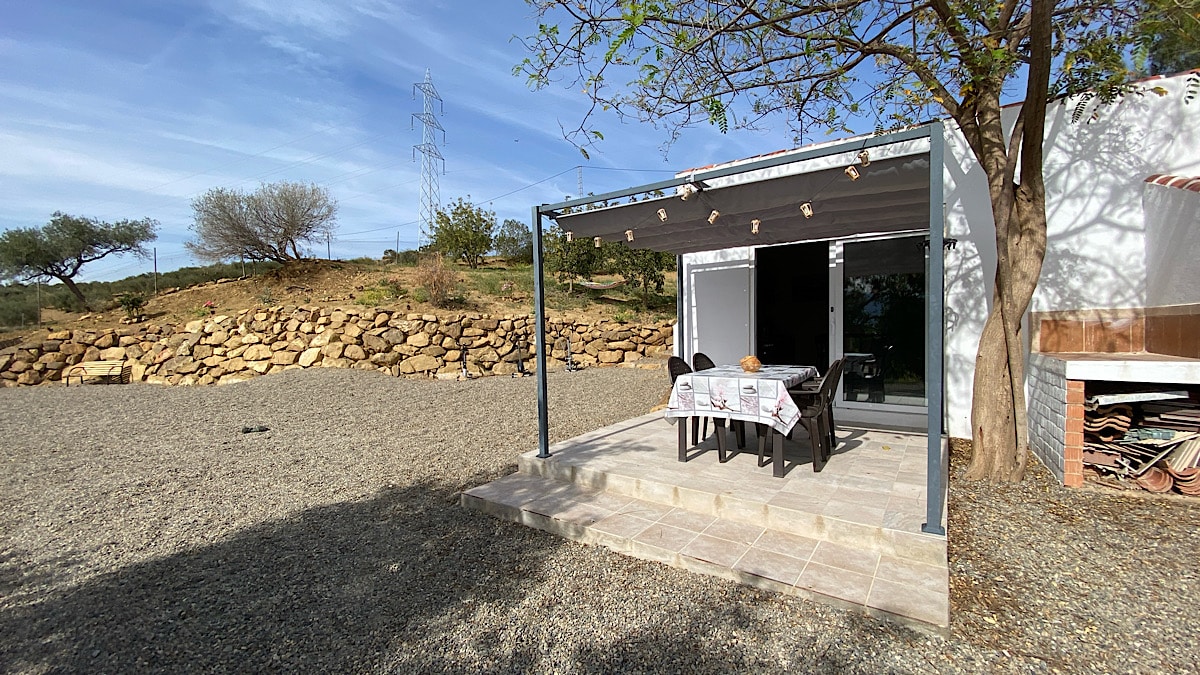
[665,364,817,473]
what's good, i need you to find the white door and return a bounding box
[688,260,753,366]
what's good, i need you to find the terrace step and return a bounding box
[515,425,945,567]
[461,470,948,631]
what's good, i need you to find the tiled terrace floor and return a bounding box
[462,413,948,631]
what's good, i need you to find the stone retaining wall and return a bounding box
[0,306,674,387]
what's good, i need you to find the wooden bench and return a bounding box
[64,360,131,386]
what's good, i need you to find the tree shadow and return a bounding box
[0,475,561,672]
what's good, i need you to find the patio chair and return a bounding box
[761,359,843,473]
[788,358,843,452]
[691,352,717,442]
[669,357,703,448]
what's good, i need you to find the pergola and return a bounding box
[527,123,948,536]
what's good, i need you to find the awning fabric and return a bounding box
[552,154,931,255]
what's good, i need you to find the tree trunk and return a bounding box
[57,275,92,312]
[963,0,1053,481]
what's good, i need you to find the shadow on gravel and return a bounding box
[1,475,567,673]
[0,468,933,674]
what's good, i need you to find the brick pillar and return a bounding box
[1064,380,1086,487]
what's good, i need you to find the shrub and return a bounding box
[117,293,147,318]
[415,254,460,308]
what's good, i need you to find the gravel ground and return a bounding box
[1,367,1197,674]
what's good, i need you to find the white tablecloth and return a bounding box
[665,364,818,435]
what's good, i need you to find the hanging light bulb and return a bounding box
[857,149,871,167]
[800,202,814,218]
[707,210,720,224]
[680,183,698,201]
[625,229,634,242]
[657,208,668,222]
[565,231,573,242]
[751,218,761,235]
[845,165,861,180]
[593,236,602,248]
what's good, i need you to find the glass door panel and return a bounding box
[841,237,926,406]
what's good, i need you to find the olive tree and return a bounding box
[429,198,496,269]
[517,0,1155,482]
[0,212,157,311]
[187,182,337,263]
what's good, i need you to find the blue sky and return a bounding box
[1,0,794,281]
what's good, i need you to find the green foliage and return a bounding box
[0,284,39,328]
[356,275,407,307]
[117,293,147,319]
[428,198,495,269]
[493,219,534,263]
[0,212,157,310]
[518,1,1146,151]
[471,266,534,299]
[610,247,675,296]
[382,248,420,265]
[543,225,604,287]
[1134,0,1200,75]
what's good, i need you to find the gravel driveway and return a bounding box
[1,367,1197,673]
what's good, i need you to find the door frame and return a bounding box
[827,230,930,431]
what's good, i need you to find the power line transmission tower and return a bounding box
[412,69,445,249]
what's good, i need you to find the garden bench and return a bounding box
[64,360,131,386]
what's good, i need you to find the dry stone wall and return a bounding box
[0,306,674,387]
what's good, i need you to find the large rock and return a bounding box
[242,344,272,361]
[270,351,298,366]
[406,332,431,348]
[343,344,367,361]
[598,350,624,364]
[321,342,345,359]
[362,333,389,352]
[298,347,323,367]
[17,370,42,386]
[370,351,401,366]
[100,347,127,360]
[401,354,440,373]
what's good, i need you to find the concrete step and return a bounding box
[461,471,948,631]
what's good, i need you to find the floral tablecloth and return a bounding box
[665,364,818,435]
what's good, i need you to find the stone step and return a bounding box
[461,471,948,631]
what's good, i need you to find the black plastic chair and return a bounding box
[691,352,717,442]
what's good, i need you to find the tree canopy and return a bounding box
[429,198,496,269]
[0,212,157,310]
[187,182,337,264]
[518,0,1155,482]
[494,218,535,264]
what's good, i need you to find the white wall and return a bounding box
[1144,181,1200,306]
[941,72,1200,437]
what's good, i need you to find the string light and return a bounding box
[593,236,602,248]
[751,218,761,235]
[707,210,720,224]
[680,183,698,201]
[625,229,634,242]
[565,231,573,242]
[845,165,861,180]
[857,150,870,167]
[800,202,814,218]
[657,208,668,222]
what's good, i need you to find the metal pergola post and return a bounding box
[922,123,947,536]
[531,206,550,458]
